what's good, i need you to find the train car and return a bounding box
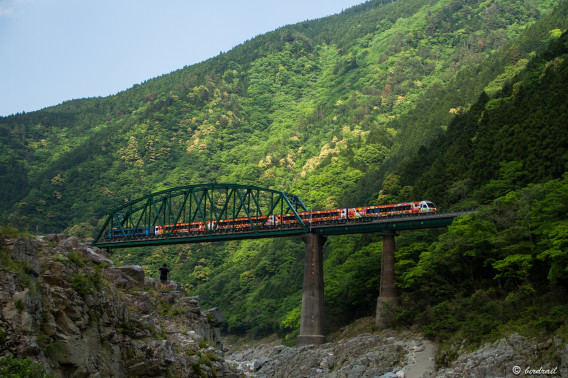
[277,208,345,226]
[310,209,344,223]
[347,207,365,219]
[279,211,309,226]
[360,200,436,218]
[214,214,281,231]
[155,222,206,236]
[416,200,436,213]
[105,226,151,240]
[212,217,250,231]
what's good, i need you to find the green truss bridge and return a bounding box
[92,183,470,249]
[92,183,473,347]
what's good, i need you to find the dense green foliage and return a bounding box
[396,29,568,208]
[1,0,568,351]
[395,176,568,358]
[386,29,568,355]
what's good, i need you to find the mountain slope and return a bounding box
[1,0,563,231]
[397,27,568,207]
[1,0,568,343]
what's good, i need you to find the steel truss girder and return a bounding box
[93,183,308,247]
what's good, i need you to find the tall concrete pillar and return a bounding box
[376,230,400,329]
[297,233,327,347]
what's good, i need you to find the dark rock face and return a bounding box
[0,234,240,377]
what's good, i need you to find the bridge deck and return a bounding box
[92,211,472,249]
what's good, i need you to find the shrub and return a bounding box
[71,269,105,298]
[15,299,25,312]
[0,355,51,377]
[67,251,86,268]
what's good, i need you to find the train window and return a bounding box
[394,205,410,211]
[369,207,390,213]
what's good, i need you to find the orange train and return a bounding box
[105,201,436,239]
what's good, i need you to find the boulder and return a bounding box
[78,245,113,266]
[119,265,145,285]
[226,332,433,377]
[178,296,201,314]
[104,265,145,290]
[203,307,224,327]
[58,236,81,251]
[42,261,69,287]
[4,237,41,276]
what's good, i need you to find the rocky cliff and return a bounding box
[0,232,240,377]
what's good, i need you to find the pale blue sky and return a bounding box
[0,0,365,116]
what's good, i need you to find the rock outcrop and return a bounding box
[226,331,436,377]
[0,233,240,377]
[436,333,568,377]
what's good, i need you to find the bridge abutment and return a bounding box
[297,233,327,347]
[376,230,400,329]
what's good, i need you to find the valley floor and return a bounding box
[222,318,567,377]
[224,318,437,377]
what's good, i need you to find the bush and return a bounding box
[0,355,51,377]
[71,269,105,298]
[535,305,568,332]
[67,251,87,268]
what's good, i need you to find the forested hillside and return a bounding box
[386,29,568,361]
[2,0,568,353]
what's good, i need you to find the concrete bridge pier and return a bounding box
[297,233,327,347]
[376,230,400,329]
